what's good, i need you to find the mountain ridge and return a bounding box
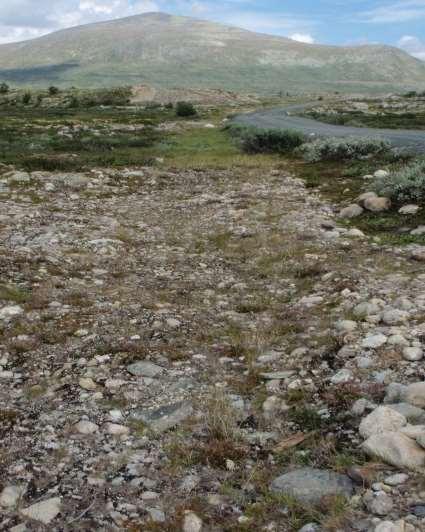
[0,12,424,93]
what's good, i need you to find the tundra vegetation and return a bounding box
[0,86,425,530]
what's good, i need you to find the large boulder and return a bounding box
[405,382,425,408]
[339,204,363,219]
[359,406,407,439]
[364,196,391,213]
[362,431,425,471]
[270,467,354,505]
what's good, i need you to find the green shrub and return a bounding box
[373,159,425,203]
[77,87,132,107]
[176,101,197,117]
[298,136,391,162]
[0,83,9,94]
[227,125,305,154]
[22,92,32,105]
[48,86,60,96]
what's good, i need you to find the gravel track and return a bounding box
[234,103,425,153]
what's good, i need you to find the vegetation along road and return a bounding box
[234,103,425,153]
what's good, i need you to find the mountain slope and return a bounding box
[0,12,424,93]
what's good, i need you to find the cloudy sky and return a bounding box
[0,0,424,60]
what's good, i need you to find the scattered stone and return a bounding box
[411,248,425,262]
[0,305,24,320]
[363,490,393,516]
[362,431,425,470]
[381,309,408,325]
[79,377,97,391]
[402,347,423,361]
[359,406,407,438]
[270,467,354,505]
[339,204,363,219]
[183,511,203,532]
[0,485,26,508]
[399,205,419,215]
[130,401,193,433]
[105,423,130,436]
[362,334,387,349]
[74,420,99,435]
[384,473,409,486]
[20,497,62,525]
[331,369,353,384]
[363,197,391,213]
[374,170,389,179]
[335,320,357,333]
[405,382,425,408]
[127,361,165,378]
[411,226,425,236]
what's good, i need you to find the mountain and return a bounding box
[0,12,425,94]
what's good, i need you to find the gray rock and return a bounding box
[146,508,166,523]
[405,382,425,408]
[362,431,425,470]
[399,204,419,215]
[411,248,425,262]
[387,403,425,423]
[0,485,26,508]
[364,490,393,516]
[183,511,203,532]
[374,170,389,179]
[411,226,425,236]
[130,401,193,433]
[127,361,164,378]
[74,420,99,435]
[270,467,354,505]
[362,334,387,349]
[364,197,391,213]
[403,347,423,361]
[359,406,407,439]
[381,309,408,325]
[384,473,409,486]
[339,204,363,219]
[20,497,62,525]
[0,305,24,320]
[299,524,321,532]
[384,383,407,404]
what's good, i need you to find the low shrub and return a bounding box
[298,136,391,163]
[228,125,306,154]
[22,92,32,105]
[372,159,425,203]
[0,82,9,94]
[48,86,60,96]
[175,101,197,117]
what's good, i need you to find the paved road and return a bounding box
[233,103,425,154]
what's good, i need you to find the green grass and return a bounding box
[0,103,279,173]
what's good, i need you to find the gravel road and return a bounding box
[234,103,425,153]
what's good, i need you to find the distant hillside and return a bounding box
[0,12,425,94]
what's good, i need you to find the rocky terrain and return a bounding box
[1,143,425,530]
[0,92,425,531]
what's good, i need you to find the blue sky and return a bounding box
[0,0,424,59]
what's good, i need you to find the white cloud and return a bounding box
[359,0,425,23]
[289,32,315,44]
[397,35,425,61]
[0,0,159,43]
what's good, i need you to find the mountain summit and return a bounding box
[0,12,424,93]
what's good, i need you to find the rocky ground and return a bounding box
[1,146,425,531]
